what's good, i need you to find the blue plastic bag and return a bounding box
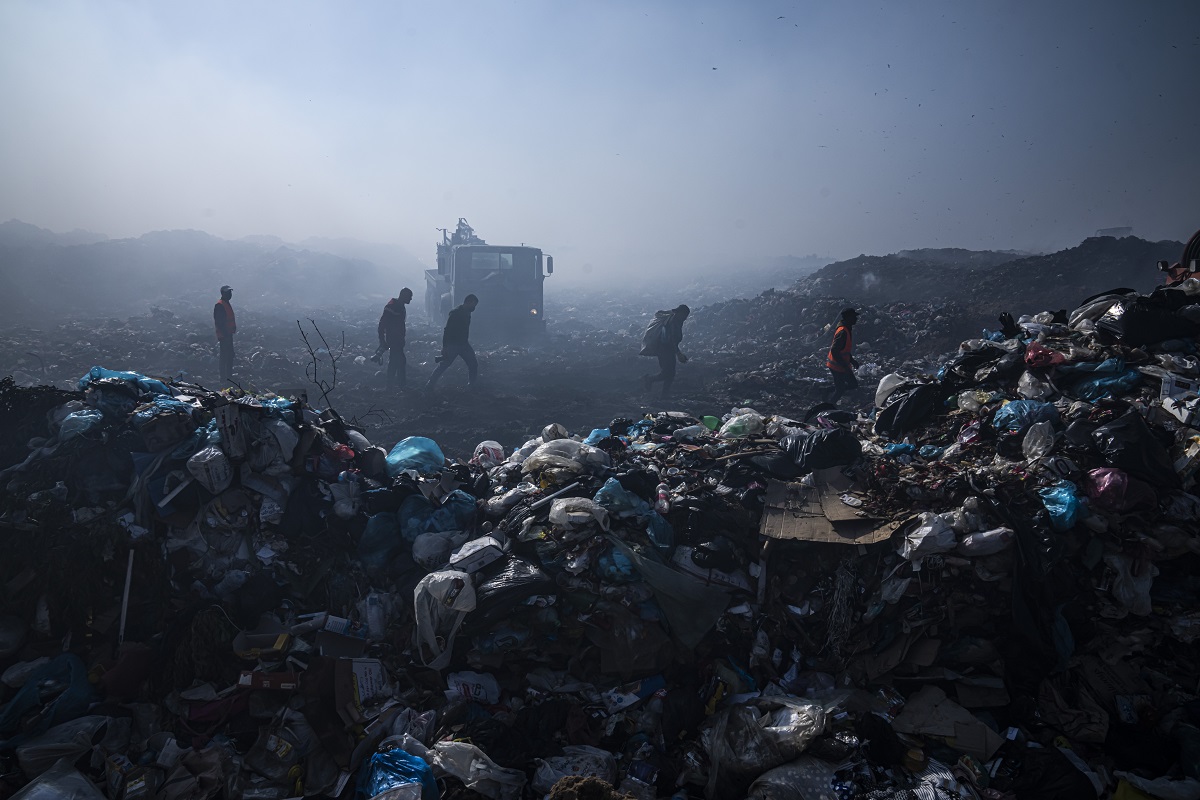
[1039,480,1081,532]
[993,400,1060,434]
[386,437,445,477]
[918,445,945,460]
[593,477,648,518]
[356,748,438,800]
[646,513,674,551]
[77,366,171,397]
[885,443,917,456]
[358,512,401,569]
[0,654,92,748]
[59,409,103,440]
[583,428,611,445]
[399,490,476,544]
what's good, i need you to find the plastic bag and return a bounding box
[186,446,233,494]
[446,671,501,704]
[1091,410,1181,489]
[781,429,862,472]
[897,512,957,565]
[703,697,827,800]
[77,366,171,397]
[1039,480,1081,532]
[957,527,1014,556]
[719,412,764,438]
[746,756,839,800]
[413,571,475,670]
[58,409,103,441]
[429,740,526,800]
[1018,370,1053,400]
[16,716,130,779]
[1023,420,1058,461]
[411,530,470,572]
[875,373,907,408]
[532,745,618,794]
[1104,553,1158,617]
[1084,467,1157,513]
[522,439,610,474]
[400,490,477,544]
[993,399,1060,434]
[0,654,92,748]
[357,748,438,800]
[358,513,401,569]
[470,440,505,469]
[549,498,610,532]
[386,437,445,477]
[593,477,648,518]
[8,759,106,800]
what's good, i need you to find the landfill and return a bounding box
[2,271,1200,800]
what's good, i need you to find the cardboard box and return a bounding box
[449,536,505,574]
[1159,371,1200,399]
[1162,395,1200,426]
[334,658,390,725]
[105,755,152,800]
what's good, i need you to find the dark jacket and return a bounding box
[443,304,472,346]
[378,299,407,347]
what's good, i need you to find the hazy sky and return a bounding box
[2,1,1198,279]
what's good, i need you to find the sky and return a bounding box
[1,0,1198,281]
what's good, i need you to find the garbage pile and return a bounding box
[1,278,1200,800]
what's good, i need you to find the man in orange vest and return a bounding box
[826,307,859,404]
[214,285,237,382]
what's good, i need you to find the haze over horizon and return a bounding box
[2,1,1198,280]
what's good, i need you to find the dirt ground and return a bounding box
[0,297,843,460]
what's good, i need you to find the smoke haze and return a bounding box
[1,0,1199,285]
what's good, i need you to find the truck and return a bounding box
[424,219,554,341]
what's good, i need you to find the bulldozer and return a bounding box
[424,219,553,341]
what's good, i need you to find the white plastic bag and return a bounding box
[1104,554,1158,617]
[411,531,470,572]
[430,741,526,800]
[1022,420,1057,461]
[532,745,618,794]
[897,512,957,565]
[413,571,476,670]
[446,671,501,704]
[1018,371,1052,400]
[719,412,764,438]
[548,498,610,532]
[875,373,907,409]
[470,440,505,469]
[956,528,1014,556]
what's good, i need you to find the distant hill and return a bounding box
[0,219,108,248]
[797,237,1180,312]
[0,223,426,323]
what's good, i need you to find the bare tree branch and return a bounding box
[296,318,346,411]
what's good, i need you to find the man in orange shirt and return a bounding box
[826,307,859,404]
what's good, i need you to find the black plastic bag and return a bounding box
[874,383,943,439]
[1097,295,1200,346]
[1091,411,1180,489]
[781,428,862,473]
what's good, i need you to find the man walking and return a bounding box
[826,307,859,404]
[377,287,412,389]
[214,285,236,382]
[641,304,690,398]
[425,294,479,390]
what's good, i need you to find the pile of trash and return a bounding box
[1,278,1200,800]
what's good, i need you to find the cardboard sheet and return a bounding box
[760,472,899,544]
